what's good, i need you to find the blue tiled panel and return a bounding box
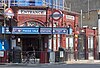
[10,0,63,9]
[10,0,43,6]
[0,39,9,50]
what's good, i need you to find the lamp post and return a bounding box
[51,0,54,51]
[3,3,7,50]
[4,7,14,49]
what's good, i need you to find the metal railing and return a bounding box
[22,51,38,64]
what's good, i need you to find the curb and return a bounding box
[66,60,100,64]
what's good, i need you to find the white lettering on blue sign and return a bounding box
[5,27,68,34]
[22,30,32,32]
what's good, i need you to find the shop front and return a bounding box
[79,27,97,60]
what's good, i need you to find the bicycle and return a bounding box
[22,51,36,64]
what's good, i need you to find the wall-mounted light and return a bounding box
[83,25,88,28]
[81,30,85,32]
[18,38,20,42]
[92,27,97,30]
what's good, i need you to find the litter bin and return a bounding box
[13,46,21,63]
[55,51,59,62]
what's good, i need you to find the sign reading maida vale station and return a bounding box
[18,9,46,15]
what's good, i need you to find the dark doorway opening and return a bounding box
[21,35,44,59]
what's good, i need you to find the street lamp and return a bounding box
[51,0,54,51]
[4,7,14,49]
[2,3,7,50]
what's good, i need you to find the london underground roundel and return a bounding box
[52,10,63,21]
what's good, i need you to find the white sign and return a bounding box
[18,10,46,15]
[60,51,64,57]
[49,52,55,63]
[0,51,4,57]
[66,15,75,20]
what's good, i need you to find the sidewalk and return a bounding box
[66,60,100,64]
[0,60,100,66]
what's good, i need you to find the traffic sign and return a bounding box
[4,8,14,18]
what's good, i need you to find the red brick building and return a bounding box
[0,6,98,63]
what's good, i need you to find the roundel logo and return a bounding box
[5,8,14,18]
[52,10,63,21]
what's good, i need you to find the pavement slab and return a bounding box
[66,60,100,64]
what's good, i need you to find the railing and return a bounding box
[22,51,40,64]
[0,50,86,63]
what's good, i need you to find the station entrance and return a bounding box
[17,34,48,63]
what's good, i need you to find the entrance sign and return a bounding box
[18,9,46,15]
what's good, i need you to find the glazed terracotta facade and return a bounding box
[0,6,98,63]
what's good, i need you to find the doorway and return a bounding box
[21,35,44,59]
[17,34,49,63]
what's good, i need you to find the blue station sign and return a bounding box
[0,27,68,34]
[13,27,39,34]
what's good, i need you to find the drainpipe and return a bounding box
[51,0,54,51]
[98,10,100,59]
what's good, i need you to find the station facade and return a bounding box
[0,0,98,63]
[0,6,79,63]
